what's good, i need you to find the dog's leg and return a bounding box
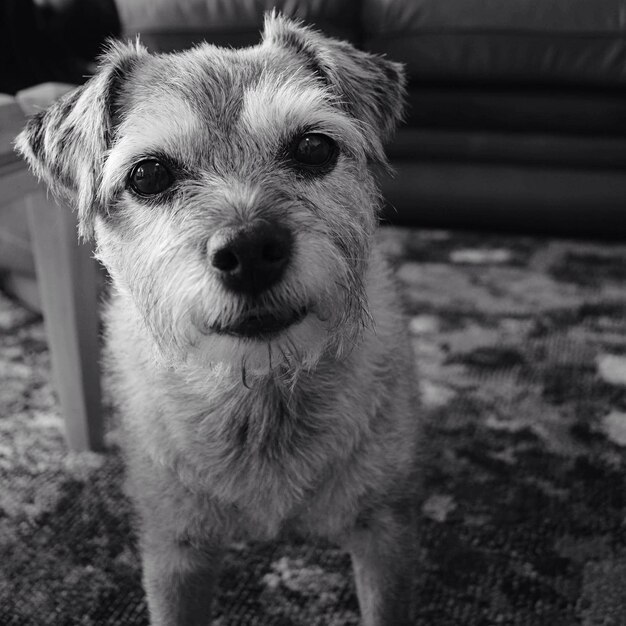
[141,531,223,626]
[345,502,419,626]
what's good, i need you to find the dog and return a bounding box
[16,13,420,626]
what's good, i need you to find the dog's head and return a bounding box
[16,13,405,377]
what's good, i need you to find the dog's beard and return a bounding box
[190,313,331,381]
[162,279,367,382]
[191,282,368,378]
[111,257,368,382]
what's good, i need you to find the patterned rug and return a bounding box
[1,227,625,626]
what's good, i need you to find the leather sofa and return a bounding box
[116,1,626,237]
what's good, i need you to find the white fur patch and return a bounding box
[100,96,200,203]
[238,75,370,162]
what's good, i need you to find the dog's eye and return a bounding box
[291,133,337,168]
[128,160,173,196]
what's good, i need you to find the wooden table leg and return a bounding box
[25,191,104,452]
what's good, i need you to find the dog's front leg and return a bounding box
[345,503,419,626]
[141,530,223,626]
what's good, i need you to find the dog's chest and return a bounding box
[158,372,365,536]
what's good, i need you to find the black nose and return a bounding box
[208,222,293,295]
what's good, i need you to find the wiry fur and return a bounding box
[16,13,420,626]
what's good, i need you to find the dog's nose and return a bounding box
[208,222,293,295]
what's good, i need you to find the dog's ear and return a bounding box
[263,12,406,143]
[14,40,147,239]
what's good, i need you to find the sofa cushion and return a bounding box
[403,87,626,135]
[116,0,361,52]
[363,0,626,88]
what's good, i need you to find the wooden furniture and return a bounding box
[0,84,104,452]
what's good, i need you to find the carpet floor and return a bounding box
[1,227,626,626]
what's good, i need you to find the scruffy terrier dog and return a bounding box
[17,13,420,626]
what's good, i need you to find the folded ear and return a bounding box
[263,12,406,144]
[14,40,147,239]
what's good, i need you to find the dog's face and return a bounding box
[16,14,405,376]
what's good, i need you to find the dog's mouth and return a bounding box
[211,306,308,340]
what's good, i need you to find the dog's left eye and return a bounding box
[128,160,173,196]
[291,133,337,168]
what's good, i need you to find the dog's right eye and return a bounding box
[291,133,337,169]
[128,160,173,196]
